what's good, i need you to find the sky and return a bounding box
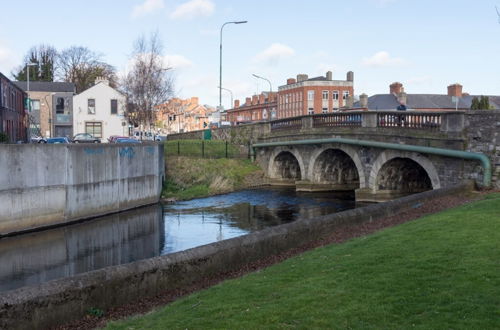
[1,0,500,109]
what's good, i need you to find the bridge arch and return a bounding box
[368,150,441,194]
[308,145,365,188]
[267,147,305,181]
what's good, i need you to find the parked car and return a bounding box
[154,135,167,142]
[72,133,100,143]
[115,138,141,144]
[46,137,70,144]
[133,131,154,141]
[31,136,47,143]
[108,135,129,143]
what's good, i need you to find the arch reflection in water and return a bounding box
[161,187,358,254]
[0,204,163,292]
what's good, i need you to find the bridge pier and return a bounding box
[295,180,358,192]
[355,188,425,203]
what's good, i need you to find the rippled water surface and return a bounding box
[0,187,363,292]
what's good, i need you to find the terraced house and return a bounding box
[0,72,27,142]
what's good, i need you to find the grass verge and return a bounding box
[106,193,500,329]
[162,156,263,200]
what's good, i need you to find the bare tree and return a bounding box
[57,46,117,93]
[121,32,175,133]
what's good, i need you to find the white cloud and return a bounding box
[253,43,295,65]
[170,0,215,20]
[362,51,407,67]
[163,54,193,69]
[131,0,165,19]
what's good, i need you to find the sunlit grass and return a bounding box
[107,193,500,329]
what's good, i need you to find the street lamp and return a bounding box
[26,62,37,93]
[219,20,247,109]
[218,86,233,108]
[252,73,272,94]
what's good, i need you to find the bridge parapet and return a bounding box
[269,111,465,133]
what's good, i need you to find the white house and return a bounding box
[73,78,128,141]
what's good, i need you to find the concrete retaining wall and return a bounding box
[0,182,472,329]
[0,143,164,235]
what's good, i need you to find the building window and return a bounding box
[285,94,289,104]
[88,99,95,114]
[343,91,349,100]
[56,97,65,114]
[307,90,314,101]
[308,107,314,115]
[111,99,118,114]
[332,91,339,100]
[322,108,328,114]
[85,122,102,138]
[31,99,40,112]
[322,91,329,100]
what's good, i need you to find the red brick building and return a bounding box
[277,71,354,118]
[0,72,27,142]
[225,92,277,125]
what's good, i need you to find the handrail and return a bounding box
[252,137,491,187]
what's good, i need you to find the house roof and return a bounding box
[353,93,500,110]
[14,81,76,93]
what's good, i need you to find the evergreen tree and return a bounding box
[12,45,56,82]
[479,95,490,110]
[470,97,480,110]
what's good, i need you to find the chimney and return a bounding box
[390,82,403,95]
[397,92,407,105]
[296,74,308,82]
[447,83,463,97]
[259,94,265,104]
[245,97,251,105]
[346,71,354,82]
[190,97,199,105]
[346,95,354,108]
[252,95,258,105]
[326,71,333,81]
[234,99,240,108]
[287,78,296,85]
[359,93,368,108]
[95,76,109,86]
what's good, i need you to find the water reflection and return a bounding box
[161,187,358,254]
[0,205,163,292]
[0,187,361,292]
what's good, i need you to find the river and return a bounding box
[0,187,366,292]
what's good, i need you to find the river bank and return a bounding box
[161,156,265,201]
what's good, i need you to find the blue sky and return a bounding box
[1,0,500,109]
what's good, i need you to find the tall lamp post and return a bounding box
[218,86,233,108]
[25,62,37,140]
[26,62,37,94]
[252,73,272,94]
[219,20,247,110]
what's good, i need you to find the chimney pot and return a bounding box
[252,95,258,105]
[346,71,354,82]
[326,71,333,81]
[390,82,403,95]
[360,93,368,108]
[234,99,240,108]
[287,78,296,85]
[245,97,251,105]
[447,83,463,97]
[296,74,308,82]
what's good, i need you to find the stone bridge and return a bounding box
[169,110,500,201]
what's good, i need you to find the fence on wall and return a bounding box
[164,140,250,159]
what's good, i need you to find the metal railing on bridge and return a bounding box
[270,117,302,131]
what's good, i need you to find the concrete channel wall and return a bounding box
[0,182,472,329]
[0,143,164,235]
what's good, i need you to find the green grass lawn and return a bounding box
[106,193,500,329]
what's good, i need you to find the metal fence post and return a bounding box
[177,140,180,155]
[225,141,228,158]
[202,140,205,158]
